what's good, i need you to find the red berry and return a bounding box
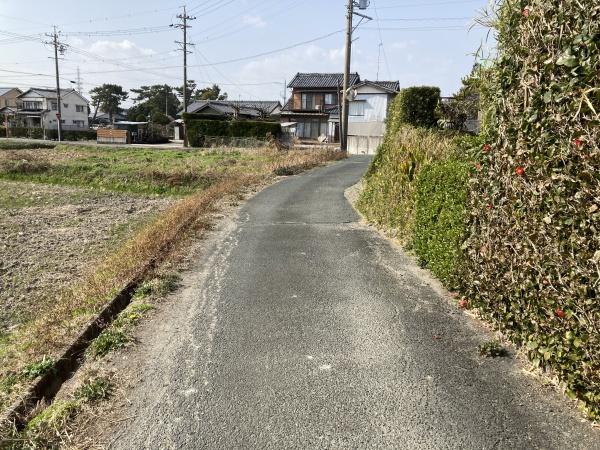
[458,299,469,309]
[522,7,529,17]
[573,138,583,147]
[555,308,566,319]
[475,163,482,170]
[515,166,525,176]
[483,144,491,153]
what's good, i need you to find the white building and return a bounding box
[16,88,89,130]
[347,80,400,155]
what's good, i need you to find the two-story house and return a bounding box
[347,80,400,154]
[280,73,360,142]
[0,87,23,126]
[16,88,90,130]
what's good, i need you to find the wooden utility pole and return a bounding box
[341,1,371,152]
[46,26,65,142]
[341,0,353,152]
[172,6,195,147]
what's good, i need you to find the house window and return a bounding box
[301,93,314,110]
[296,119,327,139]
[76,105,85,112]
[23,101,42,110]
[72,120,85,127]
[324,93,334,105]
[60,119,65,124]
[63,103,68,108]
[51,101,58,111]
[349,101,365,116]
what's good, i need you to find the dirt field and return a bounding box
[0,180,173,331]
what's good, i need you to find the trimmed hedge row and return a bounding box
[2,127,96,141]
[460,0,600,417]
[360,0,600,418]
[183,116,281,147]
[413,157,471,287]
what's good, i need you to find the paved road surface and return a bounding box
[111,157,599,449]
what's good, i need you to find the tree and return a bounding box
[151,110,171,125]
[89,84,128,124]
[438,65,481,131]
[194,84,228,101]
[174,80,197,108]
[129,84,180,119]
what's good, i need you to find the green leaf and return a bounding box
[556,55,578,67]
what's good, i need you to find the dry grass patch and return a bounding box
[0,146,343,419]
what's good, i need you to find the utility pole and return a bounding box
[45,26,66,142]
[341,0,354,153]
[341,0,371,152]
[172,6,196,147]
[76,66,82,94]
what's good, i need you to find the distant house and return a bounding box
[184,100,282,120]
[91,110,128,126]
[15,88,90,130]
[347,80,400,154]
[280,72,360,142]
[0,87,23,126]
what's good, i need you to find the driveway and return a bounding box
[110,156,598,449]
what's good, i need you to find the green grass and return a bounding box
[88,329,129,358]
[74,377,113,403]
[21,357,56,380]
[0,145,277,196]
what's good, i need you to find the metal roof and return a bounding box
[288,73,360,89]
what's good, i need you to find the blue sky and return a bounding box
[0,0,492,105]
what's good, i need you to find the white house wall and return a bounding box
[349,93,389,124]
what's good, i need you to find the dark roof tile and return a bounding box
[288,73,360,89]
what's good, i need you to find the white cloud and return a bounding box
[87,39,156,58]
[242,15,266,28]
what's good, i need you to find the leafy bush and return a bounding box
[358,126,459,244]
[183,116,281,147]
[394,86,441,128]
[461,0,600,417]
[413,157,471,286]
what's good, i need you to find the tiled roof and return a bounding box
[355,80,400,92]
[186,100,281,116]
[0,87,19,97]
[288,73,360,89]
[18,88,85,100]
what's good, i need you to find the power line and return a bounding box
[371,0,392,81]
[68,29,345,76]
[375,0,481,9]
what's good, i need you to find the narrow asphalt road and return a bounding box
[111,157,599,449]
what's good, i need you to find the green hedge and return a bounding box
[461,0,600,417]
[413,157,470,287]
[183,116,281,147]
[395,86,440,128]
[2,128,95,141]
